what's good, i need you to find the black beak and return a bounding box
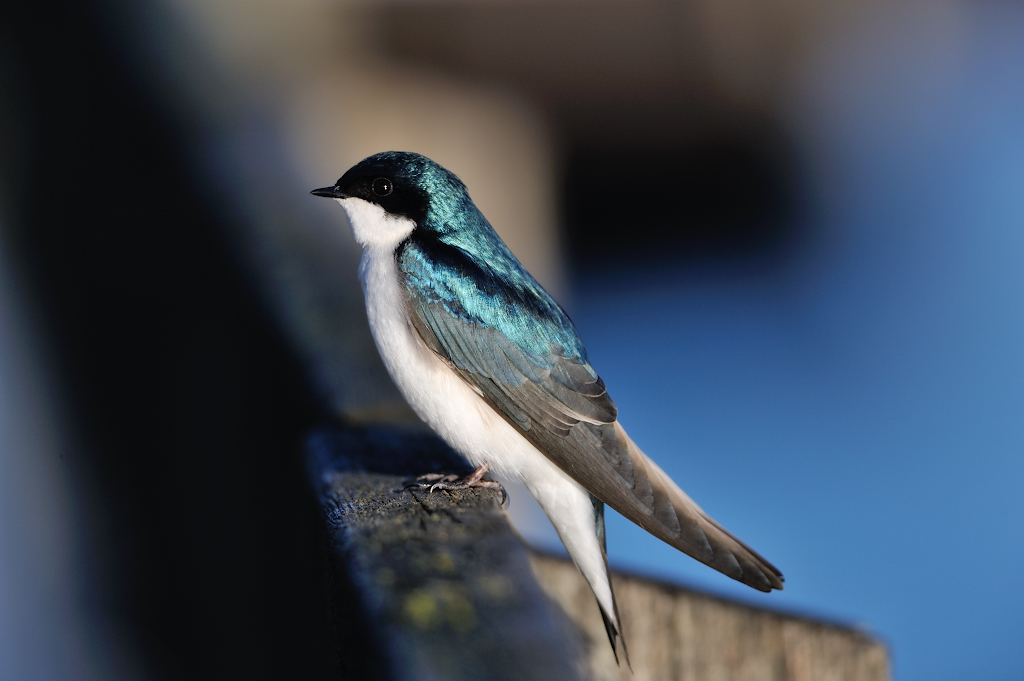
[310,186,348,198]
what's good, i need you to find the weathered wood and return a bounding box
[309,423,890,681]
[529,553,891,681]
[308,424,586,681]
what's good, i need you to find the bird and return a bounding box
[311,151,783,663]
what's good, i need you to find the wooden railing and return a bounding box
[309,424,889,681]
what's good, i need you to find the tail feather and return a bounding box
[597,597,630,668]
[592,496,631,668]
[615,423,784,592]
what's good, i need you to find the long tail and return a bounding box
[613,422,784,592]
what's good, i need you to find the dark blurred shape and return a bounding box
[563,129,798,265]
[0,1,337,679]
[377,1,803,268]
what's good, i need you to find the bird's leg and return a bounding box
[405,464,508,507]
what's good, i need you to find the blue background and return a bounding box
[564,13,1024,677]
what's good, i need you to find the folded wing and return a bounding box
[399,240,783,592]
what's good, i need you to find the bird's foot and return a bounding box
[405,464,508,507]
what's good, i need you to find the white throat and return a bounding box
[337,197,414,251]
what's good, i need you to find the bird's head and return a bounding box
[312,151,475,249]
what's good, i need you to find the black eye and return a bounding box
[372,177,393,197]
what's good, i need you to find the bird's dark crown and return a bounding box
[322,151,471,227]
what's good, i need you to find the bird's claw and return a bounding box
[405,464,509,508]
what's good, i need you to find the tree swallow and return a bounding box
[312,151,783,662]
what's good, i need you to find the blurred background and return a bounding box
[1,0,1022,679]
